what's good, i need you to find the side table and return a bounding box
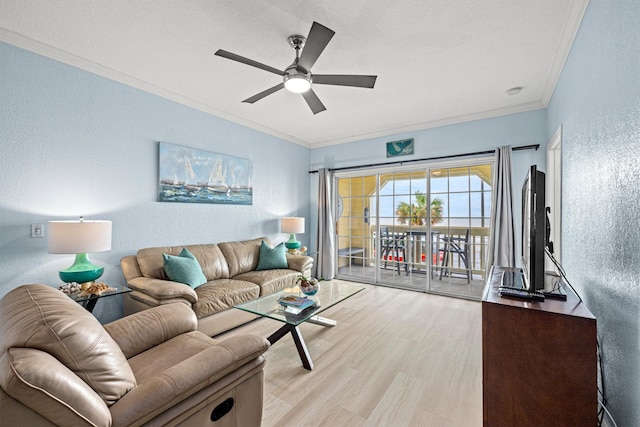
[66,285,132,313]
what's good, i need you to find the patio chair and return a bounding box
[380,226,407,275]
[439,228,472,283]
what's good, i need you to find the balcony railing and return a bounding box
[338,225,490,277]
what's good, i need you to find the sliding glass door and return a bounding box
[335,175,376,282]
[429,164,493,298]
[376,170,429,291]
[335,160,493,300]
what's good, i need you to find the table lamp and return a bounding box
[48,217,112,283]
[281,217,305,251]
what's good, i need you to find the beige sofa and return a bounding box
[121,237,314,336]
[0,284,269,426]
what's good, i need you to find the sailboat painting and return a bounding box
[158,142,253,205]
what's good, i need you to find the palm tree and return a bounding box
[396,191,443,226]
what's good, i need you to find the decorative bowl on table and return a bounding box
[297,275,319,296]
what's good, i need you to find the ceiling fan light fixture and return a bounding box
[217,22,375,112]
[284,73,312,93]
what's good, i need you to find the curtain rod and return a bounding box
[308,144,539,174]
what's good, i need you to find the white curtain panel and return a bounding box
[485,145,516,275]
[315,168,335,279]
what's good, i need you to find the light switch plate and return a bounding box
[31,223,44,238]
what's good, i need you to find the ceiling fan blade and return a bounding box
[242,83,285,104]
[302,89,327,114]
[215,49,284,76]
[313,74,377,88]
[298,22,335,72]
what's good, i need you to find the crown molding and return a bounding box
[0,29,312,148]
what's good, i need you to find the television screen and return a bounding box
[521,165,546,291]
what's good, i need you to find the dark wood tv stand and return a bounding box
[482,266,597,426]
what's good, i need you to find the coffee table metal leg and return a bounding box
[267,324,292,345]
[267,324,314,371]
[307,316,337,327]
[290,326,313,370]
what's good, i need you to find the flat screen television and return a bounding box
[521,165,546,291]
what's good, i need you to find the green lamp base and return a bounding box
[284,233,301,250]
[58,253,104,284]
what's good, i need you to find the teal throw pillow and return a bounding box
[256,241,288,271]
[163,247,207,289]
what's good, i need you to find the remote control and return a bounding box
[499,287,545,301]
[543,291,567,301]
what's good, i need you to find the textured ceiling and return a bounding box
[0,0,588,147]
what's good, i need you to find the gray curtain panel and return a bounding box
[485,145,516,275]
[315,168,335,279]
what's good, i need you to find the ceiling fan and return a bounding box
[215,21,377,114]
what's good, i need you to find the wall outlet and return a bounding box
[31,223,44,238]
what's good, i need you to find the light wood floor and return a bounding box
[337,265,486,300]
[218,281,483,427]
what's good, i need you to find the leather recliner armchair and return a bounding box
[0,284,270,426]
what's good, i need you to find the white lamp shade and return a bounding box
[48,220,112,254]
[281,217,305,234]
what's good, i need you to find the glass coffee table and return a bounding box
[234,281,364,370]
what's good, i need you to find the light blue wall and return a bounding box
[309,109,548,253]
[310,110,547,174]
[0,42,311,322]
[546,0,640,425]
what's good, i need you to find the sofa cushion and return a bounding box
[138,244,230,281]
[127,331,218,384]
[256,240,288,270]
[192,280,260,319]
[163,248,207,288]
[104,303,198,359]
[219,237,266,277]
[127,333,268,386]
[234,269,301,296]
[0,285,136,406]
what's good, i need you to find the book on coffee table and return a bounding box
[277,295,316,310]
